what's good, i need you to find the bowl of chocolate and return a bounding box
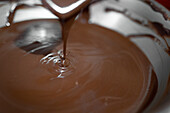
[0,0,169,113]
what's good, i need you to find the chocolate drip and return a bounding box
[144,0,169,20]
[60,16,76,60]
[105,5,170,54]
[150,22,170,52]
[151,22,170,37]
[105,8,148,26]
[42,0,91,61]
[127,34,170,55]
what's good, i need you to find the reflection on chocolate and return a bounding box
[0,0,162,113]
[15,21,62,55]
[0,16,158,113]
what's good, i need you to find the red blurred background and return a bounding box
[156,0,170,10]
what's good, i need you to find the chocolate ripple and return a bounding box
[0,18,158,113]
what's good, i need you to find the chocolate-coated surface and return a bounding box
[42,0,91,19]
[0,16,158,113]
[0,0,163,113]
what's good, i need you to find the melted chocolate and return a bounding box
[42,0,91,61]
[42,0,91,19]
[0,0,160,113]
[0,17,158,113]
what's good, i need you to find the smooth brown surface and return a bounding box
[0,0,159,113]
[0,16,158,113]
[51,0,78,7]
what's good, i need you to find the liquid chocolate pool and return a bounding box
[0,1,158,113]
